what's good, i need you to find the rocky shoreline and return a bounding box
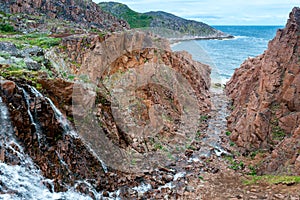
[0,0,300,199]
[168,34,235,43]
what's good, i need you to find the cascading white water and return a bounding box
[20,88,42,145]
[0,96,93,200]
[0,97,13,137]
[29,86,79,138]
[1,87,159,199]
[28,86,108,173]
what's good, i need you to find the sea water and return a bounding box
[172,26,283,84]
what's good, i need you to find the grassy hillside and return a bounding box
[99,2,231,38]
[99,2,152,28]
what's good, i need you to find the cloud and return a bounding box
[94,0,298,25]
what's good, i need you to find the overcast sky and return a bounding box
[94,0,299,25]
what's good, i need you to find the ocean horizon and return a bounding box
[172,25,283,84]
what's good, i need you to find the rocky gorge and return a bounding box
[0,0,300,199]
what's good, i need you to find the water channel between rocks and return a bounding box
[196,86,230,158]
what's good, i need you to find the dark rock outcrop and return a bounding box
[0,0,129,32]
[0,78,144,196]
[226,7,300,175]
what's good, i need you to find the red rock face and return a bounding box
[68,31,212,172]
[0,80,16,98]
[0,30,213,194]
[2,0,129,32]
[226,7,300,175]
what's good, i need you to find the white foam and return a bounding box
[173,172,186,181]
[132,182,152,194]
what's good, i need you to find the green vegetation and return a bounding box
[229,141,235,146]
[36,83,43,90]
[0,62,52,87]
[224,156,244,170]
[270,104,286,141]
[99,2,224,38]
[78,74,90,83]
[199,115,208,122]
[154,142,167,151]
[272,125,285,140]
[67,116,74,123]
[1,67,38,83]
[0,23,15,33]
[225,131,231,136]
[0,33,61,49]
[99,2,152,28]
[0,52,11,59]
[244,175,300,185]
[32,56,45,63]
[270,118,285,140]
[67,74,76,81]
[248,165,257,176]
[248,150,266,160]
[118,9,152,28]
[196,131,202,137]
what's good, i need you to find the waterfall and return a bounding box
[0,96,94,200]
[20,88,42,146]
[0,161,93,200]
[29,86,79,139]
[28,85,108,173]
[0,97,13,137]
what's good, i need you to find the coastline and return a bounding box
[168,34,234,44]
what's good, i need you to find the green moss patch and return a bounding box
[0,33,61,49]
[243,175,300,185]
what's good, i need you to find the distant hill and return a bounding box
[99,1,152,28]
[99,2,232,39]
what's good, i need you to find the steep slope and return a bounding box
[0,8,212,195]
[226,7,300,175]
[99,1,153,28]
[0,0,129,32]
[99,2,232,39]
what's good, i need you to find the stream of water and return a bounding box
[0,90,94,200]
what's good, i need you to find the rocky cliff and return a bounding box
[226,7,300,175]
[58,30,211,172]
[0,16,212,197]
[0,0,129,32]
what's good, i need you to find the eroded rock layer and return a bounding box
[226,7,300,175]
[0,30,212,195]
[67,31,212,171]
